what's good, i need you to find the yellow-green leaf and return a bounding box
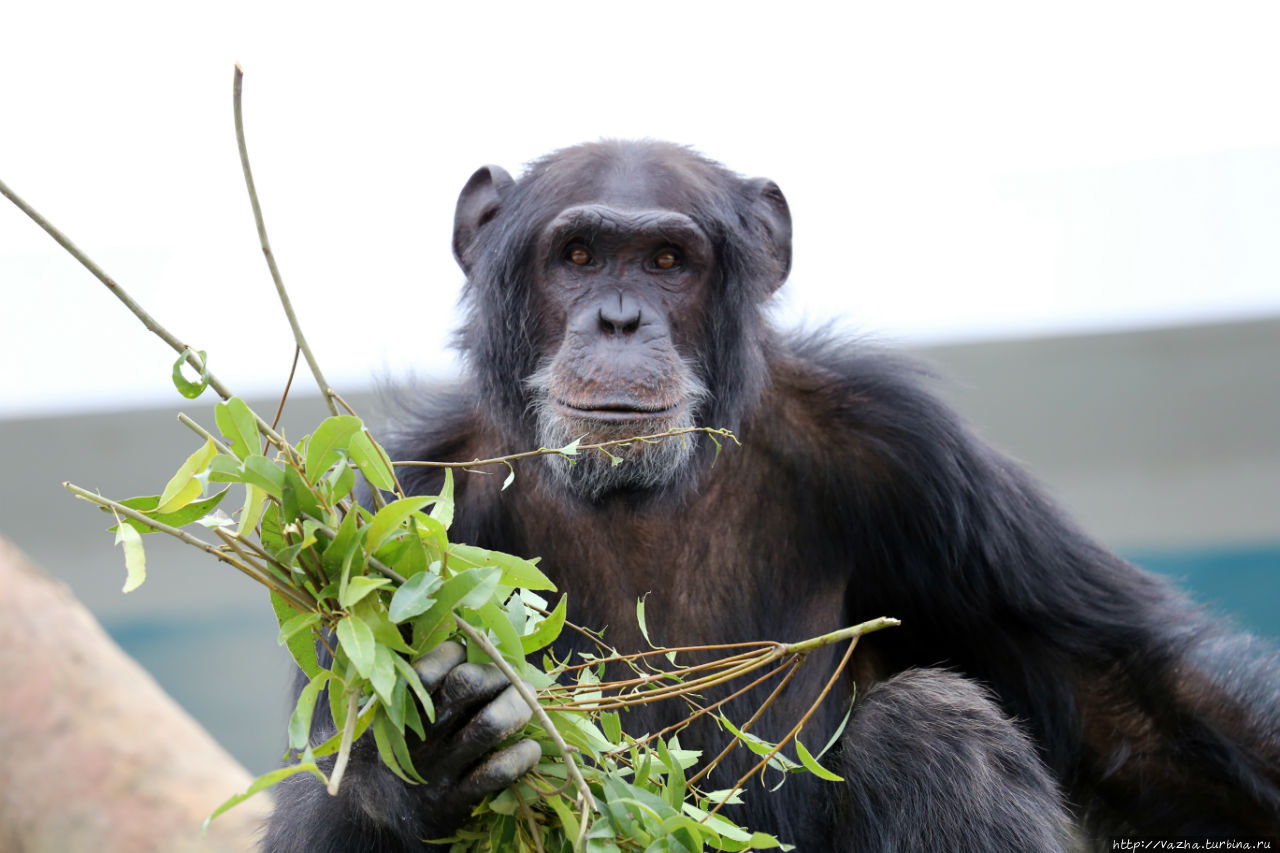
[366,497,433,553]
[114,519,147,593]
[155,438,216,514]
[237,483,268,537]
[214,397,260,460]
[794,737,844,782]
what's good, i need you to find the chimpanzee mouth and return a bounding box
[554,400,683,424]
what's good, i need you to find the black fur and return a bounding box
[265,141,1280,851]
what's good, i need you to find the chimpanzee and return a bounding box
[264,141,1280,852]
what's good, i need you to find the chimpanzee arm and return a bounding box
[831,669,1073,853]
[828,345,1280,836]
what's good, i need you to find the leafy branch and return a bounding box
[2,66,899,853]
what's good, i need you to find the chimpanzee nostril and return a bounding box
[598,295,642,335]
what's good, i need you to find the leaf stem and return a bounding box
[326,689,361,795]
[233,65,339,417]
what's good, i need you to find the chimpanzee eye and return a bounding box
[566,245,593,266]
[653,249,679,270]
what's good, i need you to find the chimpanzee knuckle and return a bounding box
[439,662,510,708]
[412,641,466,692]
[479,684,535,737]
[457,739,543,800]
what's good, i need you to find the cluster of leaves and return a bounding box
[78,392,897,852]
[21,64,900,853]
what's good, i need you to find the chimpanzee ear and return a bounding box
[746,177,792,292]
[453,165,515,274]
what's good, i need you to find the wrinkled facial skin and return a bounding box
[525,203,714,498]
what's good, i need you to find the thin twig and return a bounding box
[233,65,338,417]
[326,689,362,795]
[177,412,234,456]
[513,786,547,853]
[393,426,737,471]
[0,176,305,462]
[704,637,861,822]
[454,618,598,851]
[64,481,315,612]
[272,345,302,432]
[686,659,804,786]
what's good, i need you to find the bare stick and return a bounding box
[233,65,338,417]
[0,177,227,398]
[271,346,302,432]
[0,176,306,462]
[326,689,362,795]
[394,426,739,470]
[177,412,234,456]
[63,481,315,613]
[453,618,598,851]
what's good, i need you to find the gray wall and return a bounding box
[1,316,1277,774]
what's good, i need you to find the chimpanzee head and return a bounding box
[451,140,791,499]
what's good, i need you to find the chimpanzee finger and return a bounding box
[437,683,535,776]
[431,662,513,733]
[413,641,466,692]
[456,738,542,801]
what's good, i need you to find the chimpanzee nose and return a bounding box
[598,294,642,335]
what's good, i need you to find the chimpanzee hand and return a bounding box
[405,640,542,839]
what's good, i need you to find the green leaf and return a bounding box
[242,455,286,500]
[637,593,654,647]
[521,593,567,654]
[411,567,501,652]
[545,795,581,847]
[601,711,622,746]
[323,457,357,504]
[321,508,365,573]
[283,465,323,521]
[372,709,426,784]
[429,469,454,529]
[313,698,377,759]
[214,397,260,460]
[559,435,586,457]
[475,600,525,666]
[289,670,331,751]
[366,497,434,554]
[237,483,268,538]
[305,416,363,481]
[388,570,442,623]
[448,543,556,591]
[658,738,687,811]
[392,652,436,723]
[108,489,229,535]
[277,611,320,647]
[206,455,244,483]
[171,347,210,399]
[348,430,397,492]
[204,761,325,829]
[340,575,391,609]
[114,519,147,593]
[794,737,844,782]
[370,644,398,706]
[336,616,376,677]
[271,591,319,678]
[155,438,217,514]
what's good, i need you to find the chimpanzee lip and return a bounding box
[555,400,681,423]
